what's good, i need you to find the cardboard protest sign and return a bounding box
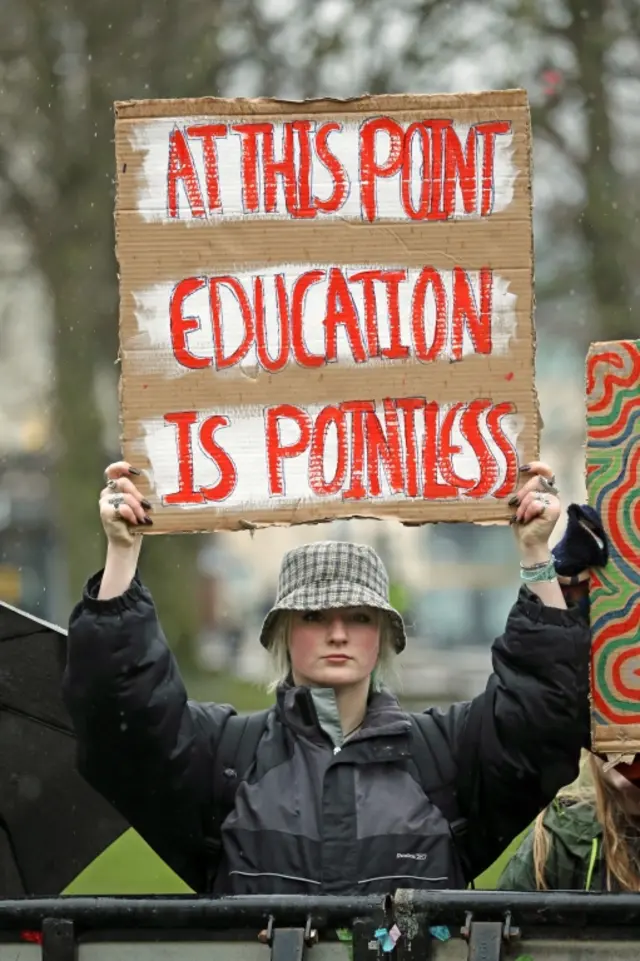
[114,90,537,533]
[587,340,640,755]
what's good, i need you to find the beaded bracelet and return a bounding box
[519,557,558,583]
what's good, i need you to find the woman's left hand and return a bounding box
[509,461,561,555]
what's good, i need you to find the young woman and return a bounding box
[62,460,590,895]
[499,753,640,892]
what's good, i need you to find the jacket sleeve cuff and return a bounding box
[81,568,149,614]
[516,584,584,627]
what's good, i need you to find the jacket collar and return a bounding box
[275,680,410,747]
[546,798,603,857]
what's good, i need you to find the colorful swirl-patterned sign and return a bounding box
[587,340,640,753]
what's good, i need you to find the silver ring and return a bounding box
[538,475,559,496]
[107,478,118,491]
[108,494,125,521]
[533,492,551,512]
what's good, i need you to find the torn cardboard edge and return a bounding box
[117,478,534,535]
[115,88,530,120]
[135,514,517,537]
[593,725,640,758]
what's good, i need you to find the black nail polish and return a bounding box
[508,495,520,507]
[128,466,142,476]
[519,464,531,472]
[144,516,154,525]
[141,499,152,509]
[509,515,518,525]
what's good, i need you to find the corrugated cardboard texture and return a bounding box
[115,90,537,533]
[587,339,640,754]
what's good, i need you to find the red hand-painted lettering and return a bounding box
[378,270,410,360]
[210,276,254,370]
[325,268,367,364]
[412,268,447,362]
[263,122,298,215]
[259,397,518,502]
[265,404,312,495]
[309,405,348,495]
[365,400,404,496]
[395,397,424,498]
[164,411,203,504]
[349,269,381,357]
[342,400,375,500]
[401,123,431,220]
[487,402,518,497]
[291,269,326,368]
[293,120,316,219]
[313,122,349,213]
[199,415,237,500]
[439,402,475,492]
[164,411,237,504]
[421,120,452,220]
[444,125,477,216]
[451,267,493,360]
[475,121,512,216]
[254,274,290,372]
[460,400,497,497]
[359,117,404,222]
[185,124,227,213]
[167,128,206,218]
[170,277,210,369]
[232,122,272,213]
[421,402,459,499]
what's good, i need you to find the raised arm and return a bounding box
[426,464,591,879]
[61,462,235,891]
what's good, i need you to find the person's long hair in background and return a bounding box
[531,753,640,892]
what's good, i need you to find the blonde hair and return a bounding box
[265,609,398,694]
[533,752,640,892]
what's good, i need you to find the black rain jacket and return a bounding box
[62,573,590,894]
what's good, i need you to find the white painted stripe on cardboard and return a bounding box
[130,117,517,222]
[130,265,517,377]
[140,401,524,511]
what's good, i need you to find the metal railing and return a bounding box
[3,891,640,961]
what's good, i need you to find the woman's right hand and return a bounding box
[100,462,153,547]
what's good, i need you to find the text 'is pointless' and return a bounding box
[143,398,521,509]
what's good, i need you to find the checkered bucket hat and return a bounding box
[259,541,407,653]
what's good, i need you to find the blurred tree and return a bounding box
[517,0,639,342]
[0,0,277,643]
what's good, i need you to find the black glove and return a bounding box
[552,503,609,578]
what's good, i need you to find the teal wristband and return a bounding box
[519,557,557,583]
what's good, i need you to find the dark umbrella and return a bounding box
[0,600,127,895]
